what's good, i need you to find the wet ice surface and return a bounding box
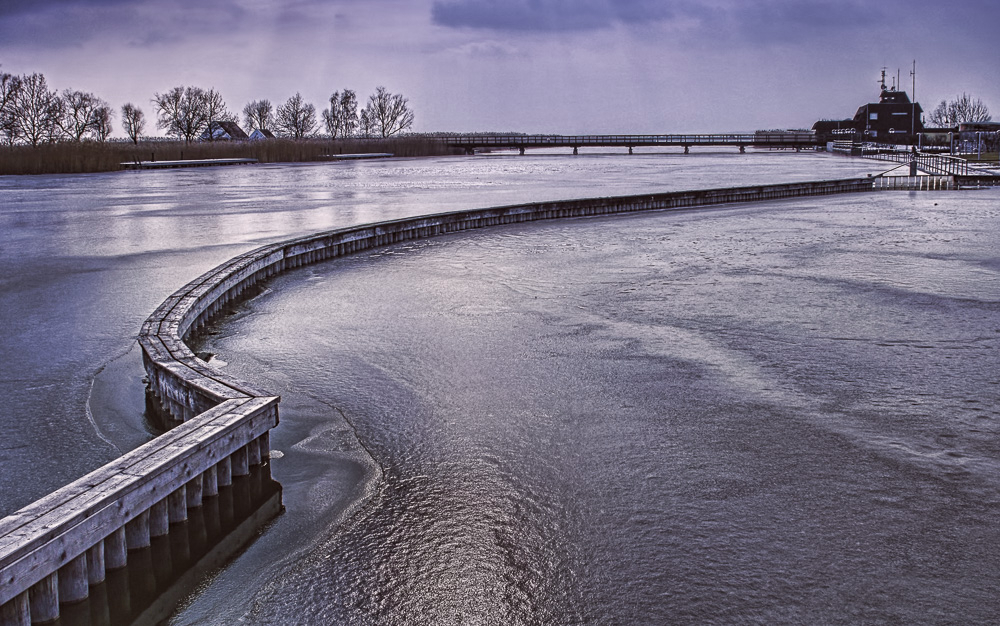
[188,189,1000,624]
[0,151,884,515]
[4,151,960,623]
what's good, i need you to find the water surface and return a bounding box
[185,186,1000,624]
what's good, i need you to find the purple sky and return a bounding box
[1,0,997,136]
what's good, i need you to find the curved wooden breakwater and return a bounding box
[0,176,947,624]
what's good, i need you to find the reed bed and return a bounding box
[0,137,462,175]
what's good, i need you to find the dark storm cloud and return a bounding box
[0,0,137,19]
[431,0,681,32]
[0,0,247,48]
[430,0,1000,43]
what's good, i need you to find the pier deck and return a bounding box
[122,158,258,170]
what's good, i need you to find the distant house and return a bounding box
[248,128,276,141]
[201,121,249,141]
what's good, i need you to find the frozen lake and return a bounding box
[6,151,998,623]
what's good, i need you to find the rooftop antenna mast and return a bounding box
[880,67,888,91]
[910,60,917,135]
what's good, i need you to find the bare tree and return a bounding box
[11,73,63,146]
[92,105,113,142]
[322,89,358,139]
[0,72,20,145]
[153,86,211,142]
[929,93,992,127]
[203,88,234,141]
[59,90,111,141]
[358,106,375,138]
[339,90,359,137]
[361,86,414,138]
[121,103,145,144]
[243,99,273,132]
[275,93,317,139]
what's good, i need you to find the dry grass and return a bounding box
[0,137,462,175]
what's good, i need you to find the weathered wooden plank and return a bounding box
[0,397,268,552]
[0,399,272,603]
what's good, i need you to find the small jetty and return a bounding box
[122,158,258,170]
[318,153,394,161]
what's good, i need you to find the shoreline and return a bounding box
[0,137,460,176]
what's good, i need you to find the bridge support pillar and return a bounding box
[739,145,746,154]
[683,146,689,154]
[909,160,918,176]
[572,147,578,155]
[518,147,524,156]
[628,147,633,155]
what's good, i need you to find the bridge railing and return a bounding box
[428,133,818,148]
[858,147,972,176]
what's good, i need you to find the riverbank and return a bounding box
[0,137,460,175]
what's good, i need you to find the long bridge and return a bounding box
[430,132,821,154]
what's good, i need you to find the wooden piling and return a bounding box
[57,554,88,604]
[86,542,105,586]
[217,456,233,488]
[0,592,29,626]
[168,487,188,524]
[150,499,170,537]
[187,476,204,508]
[232,446,249,477]
[104,528,127,570]
[28,575,58,624]
[203,465,219,498]
[125,510,151,550]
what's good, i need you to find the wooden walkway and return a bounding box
[122,158,258,170]
[318,153,394,161]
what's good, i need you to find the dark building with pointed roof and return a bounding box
[813,72,924,141]
[851,87,923,138]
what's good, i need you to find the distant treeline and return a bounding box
[0,137,462,176]
[0,63,443,173]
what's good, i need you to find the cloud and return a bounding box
[0,0,132,18]
[430,0,1000,46]
[0,0,248,48]
[431,0,679,32]
[428,0,883,42]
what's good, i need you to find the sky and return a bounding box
[0,0,997,136]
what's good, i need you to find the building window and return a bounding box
[870,113,878,120]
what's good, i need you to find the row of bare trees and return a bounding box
[0,71,113,146]
[240,86,415,141]
[0,67,416,146]
[143,85,414,143]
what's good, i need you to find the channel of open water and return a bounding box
[2,151,998,623]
